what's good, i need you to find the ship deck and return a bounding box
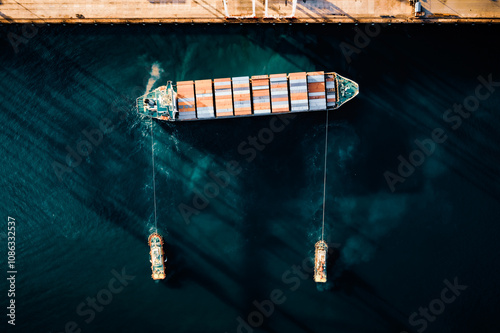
[138,83,175,119]
[138,71,359,121]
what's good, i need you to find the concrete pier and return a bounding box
[0,0,499,24]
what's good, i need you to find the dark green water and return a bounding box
[0,24,499,333]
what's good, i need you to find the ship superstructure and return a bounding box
[314,240,328,283]
[148,233,166,280]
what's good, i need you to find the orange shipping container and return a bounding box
[214,78,234,117]
[289,72,309,112]
[270,73,289,113]
[251,75,271,114]
[232,76,252,116]
[195,79,215,119]
[177,81,197,120]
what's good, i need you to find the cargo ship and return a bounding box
[136,71,358,121]
[148,233,166,280]
[314,240,328,283]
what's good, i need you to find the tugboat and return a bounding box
[314,240,328,283]
[148,233,166,280]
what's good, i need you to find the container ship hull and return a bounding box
[136,71,358,121]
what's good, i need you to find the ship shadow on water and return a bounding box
[154,106,419,332]
[156,111,353,331]
[325,242,414,332]
[159,239,186,289]
[331,268,414,333]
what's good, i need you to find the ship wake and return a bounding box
[145,62,163,95]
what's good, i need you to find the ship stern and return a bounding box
[136,81,177,121]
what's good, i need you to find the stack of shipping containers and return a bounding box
[195,79,215,119]
[175,72,338,120]
[176,81,197,120]
[289,72,309,112]
[325,73,337,108]
[307,71,327,111]
[232,76,253,116]
[214,78,234,117]
[251,75,271,115]
[270,73,290,113]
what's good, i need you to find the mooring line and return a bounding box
[150,117,158,233]
[321,110,329,241]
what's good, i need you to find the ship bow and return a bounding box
[335,74,359,108]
